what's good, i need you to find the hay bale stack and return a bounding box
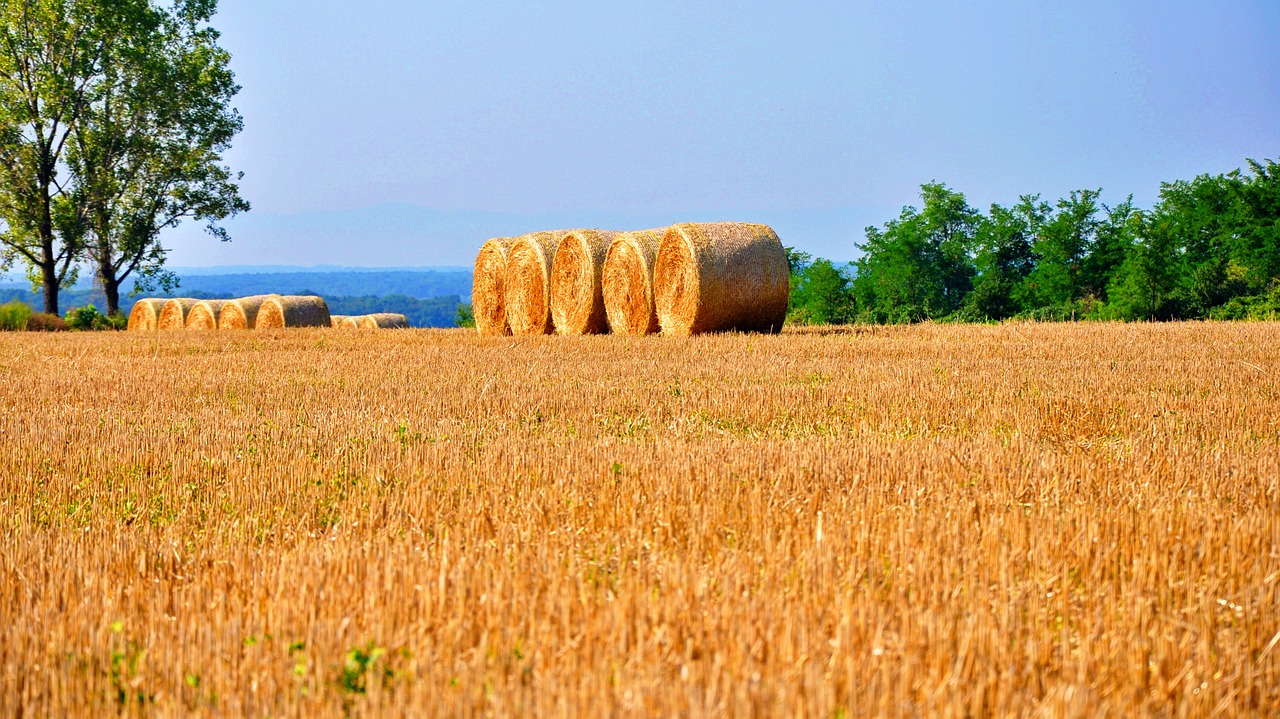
[185,300,227,330]
[550,229,619,335]
[653,222,789,335]
[360,313,410,329]
[127,299,165,331]
[602,228,666,336]
[503,230,573,336]
[473,236,516,335]
[256,295,331,329]
[218,294,278,330]
[157,298,200,330]
[330,314,351,328]
[335,316,360,329]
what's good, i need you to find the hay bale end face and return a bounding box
[157,299,200,330]
[653,222,789,335]
[359,313,410,329]
[126,299,166,331]
[255,295,331,329]
[218,294,279,330]
[503,230,572,336]
[602,228,666,336]
[330,315,351,328]
[473,237,516,335]
[186,300,228,330]
[336,316,360,329]
[550,229,619,335]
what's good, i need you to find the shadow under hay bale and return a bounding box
[186,300,228,330]
[550,229,619,335]
[503,230,574,336]
[127,299,165,332]
[255,295,331,329]
[218,295,279,330]
[654,222,789,336]
[602,228,666,336]
[473,236,517,335]
[157,298,200,330]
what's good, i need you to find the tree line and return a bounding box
[0,0,246,317]
[788,157,1280,324]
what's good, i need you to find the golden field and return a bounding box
[0,322,1277,717]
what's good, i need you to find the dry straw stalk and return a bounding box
[550,229,620,335]
[185,300,228,330]
[126,298,165,331]
[473,236,517,335]
[503,230,573,336]
[218,294,279,330]
[157,298,200,330]
[360,313,410,329]
[602,228,666,336]
[654,222,789,335]
[256,295,332,329]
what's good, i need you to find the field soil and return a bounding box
[1,323,1277,716]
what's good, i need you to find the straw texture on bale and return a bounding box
[473,236,516,335]
[549,229,619,335]
[330,315,351,328]
[359,313,410,329]
[126,299,165,332]
[653,222,789,335]
[218,294,278,330]
[157,298,200,330]
[255,295,332,329]
[503,230,573,336]
[185,300,228,330]
[335,316,360,329]
[602,228,666,336]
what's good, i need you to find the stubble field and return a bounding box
[0,322,1277,717]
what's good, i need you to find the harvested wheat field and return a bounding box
[1,322,1277,717]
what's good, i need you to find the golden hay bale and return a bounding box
[218,294,279,330]
[602,228,667,336]
[653,222,789,335]
[337,316,360,329]
[330,314,351,328]
[473,236,516,335]
[503,230,574,336]
[126,298,165,331]
[255,295,332,329]
[550,229,620,335]
[185,300,227,330]
[360,313,410,329]
[157,298,200,330]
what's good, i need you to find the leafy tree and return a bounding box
[967,195,1046,320]
[788,258,854,325]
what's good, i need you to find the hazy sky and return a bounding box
[163,0,1279,267]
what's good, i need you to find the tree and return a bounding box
[788,258,854,325]
[71,0,246,316]
[967,195,1046,320]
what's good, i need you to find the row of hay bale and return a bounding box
[128,295,410,331]
[474,222,789,336]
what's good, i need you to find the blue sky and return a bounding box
[162,0,1279,267]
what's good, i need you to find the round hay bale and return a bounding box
[218,294,279,330]
[503,230,574,336]
[337,316,360,329]
[157,298,200,330]
[473,236,516,335]
[550,229,619,335]
[602,228,666,336]
[256,295,332,329]
[126,298,165,331]
[360,313,410,329]
[185,300,227,330]
[653,222,789,335]
[330,314,351,328]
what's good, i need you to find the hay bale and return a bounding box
[126,299,165,331]
[330,314,351,328]
[602,228,666,336]
[157,298,200,330]
[473,236,516,335]
[218,294,278,330]
[550,229,620,335]
[256,295,331,329]
[185,300,227,330]
[360,313,410,329]
[503,230,574,336]
[653,222,789,335]
[337,316,360,329]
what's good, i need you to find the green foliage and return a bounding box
[0,299,30,330]
[788,258,855,325]
[65,304,124,330]
[455,302,476,328]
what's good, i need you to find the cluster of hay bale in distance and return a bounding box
[474,222,789,336]
[128,294,410,331]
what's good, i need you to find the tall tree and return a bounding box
[968,195,1047,320]
[1018,189,1101,308]
[71,0,246,316]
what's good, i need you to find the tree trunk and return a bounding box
[40,254,59,316]
[98,249,121,316]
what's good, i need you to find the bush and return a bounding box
[64,305,125,331]
[26,312,68,332]
[454,303,475,329]
[0,300,32,331]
